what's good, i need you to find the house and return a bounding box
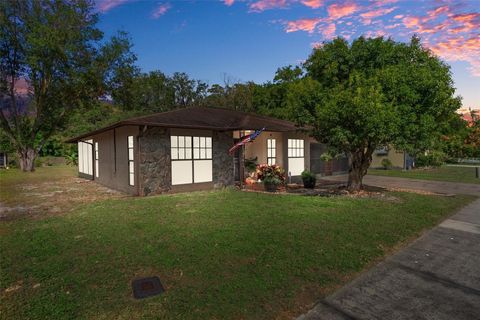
[370,146,414,169]
[67,107,349,196]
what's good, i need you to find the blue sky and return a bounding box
[97,0,480,110]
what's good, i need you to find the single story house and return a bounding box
[67,107,348,196]
[370,146,414,169]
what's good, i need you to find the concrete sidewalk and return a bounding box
[298,199,480,320]
[322,174,480,196]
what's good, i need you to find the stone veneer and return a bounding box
[212,130,234,188]
[138,127,171,196]
[138,127,234,196]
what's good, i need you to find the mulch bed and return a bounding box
[242,181,390,198]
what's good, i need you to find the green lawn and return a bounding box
[368,165,480,184]
[0,167,475,319]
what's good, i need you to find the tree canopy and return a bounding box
[294,36,461,190]
[0,0,135,171]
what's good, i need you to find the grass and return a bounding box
[368,165,480,184]
[0,167,476,319]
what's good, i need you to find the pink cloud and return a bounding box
[301,0,323,9]
[402,16,420,28]
[223,0,235,6]
[427,5,449,17]
[249,0,288,12]
[327,2,359,19]
[152,3,171,19]
[360,7,397,24]
[393,14,403,19]
[321,23,336,38]
[385,23,401,29]
[451,12,480,23]
[285,17,323,33]
[97,0,130,12]
[430,36,480,76]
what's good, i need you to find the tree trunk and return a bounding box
[347,148,375,192]
[17,148,36,172]
[347,167,363,192]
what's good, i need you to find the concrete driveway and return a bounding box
[298,177,480,320]
[322,174,480,196]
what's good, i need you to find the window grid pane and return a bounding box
[267,138,276,165]
[288,139,304,159]
[172,135,212,161]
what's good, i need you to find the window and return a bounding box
[193,136,212,160]
[171,135,212,185]
[267,138,276,165]
[375,146,388,156]
[94,142,99,178]
[288,139,304,158]
[288,139,305,176]
[128,136,134,186]
[78,139,93,176]
[171,136,192,160]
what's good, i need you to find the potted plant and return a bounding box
[256,164,285,192]
[301,170,316,189]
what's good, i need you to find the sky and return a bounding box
[96,0,480,110]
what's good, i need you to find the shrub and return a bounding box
[256,164,286,185]
[416,151,446,167]
[64,151,78,166]
[301,170,316,188]
[381,158,392,170]
[34,157,43,167]
[244,157,258,173]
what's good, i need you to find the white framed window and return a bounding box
[128,136,134,186]
[171,135,192,160]
[288,139,304,158]
[78,139,93,176]
[288,139,305,176]
[193,136,212,160]
[94,142,99,178]
[171,135,212,185]
[267,138,276,165]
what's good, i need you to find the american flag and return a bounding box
[228,128,265,154]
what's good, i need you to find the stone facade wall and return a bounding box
[138,127,234,195]
[212,130,234,188]
[138,127,171,196]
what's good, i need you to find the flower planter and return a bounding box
[302,179,316,189]
[264,182,278,192]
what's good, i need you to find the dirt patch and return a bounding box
[1,174,127,221]
[386,187,454,196]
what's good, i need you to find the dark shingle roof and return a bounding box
[67,107,304,142]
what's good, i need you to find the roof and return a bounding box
[66,107,305,142]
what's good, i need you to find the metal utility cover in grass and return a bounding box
[132,276,164,299]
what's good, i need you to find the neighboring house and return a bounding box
[370,146,414,169]
[68,107,347,196]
